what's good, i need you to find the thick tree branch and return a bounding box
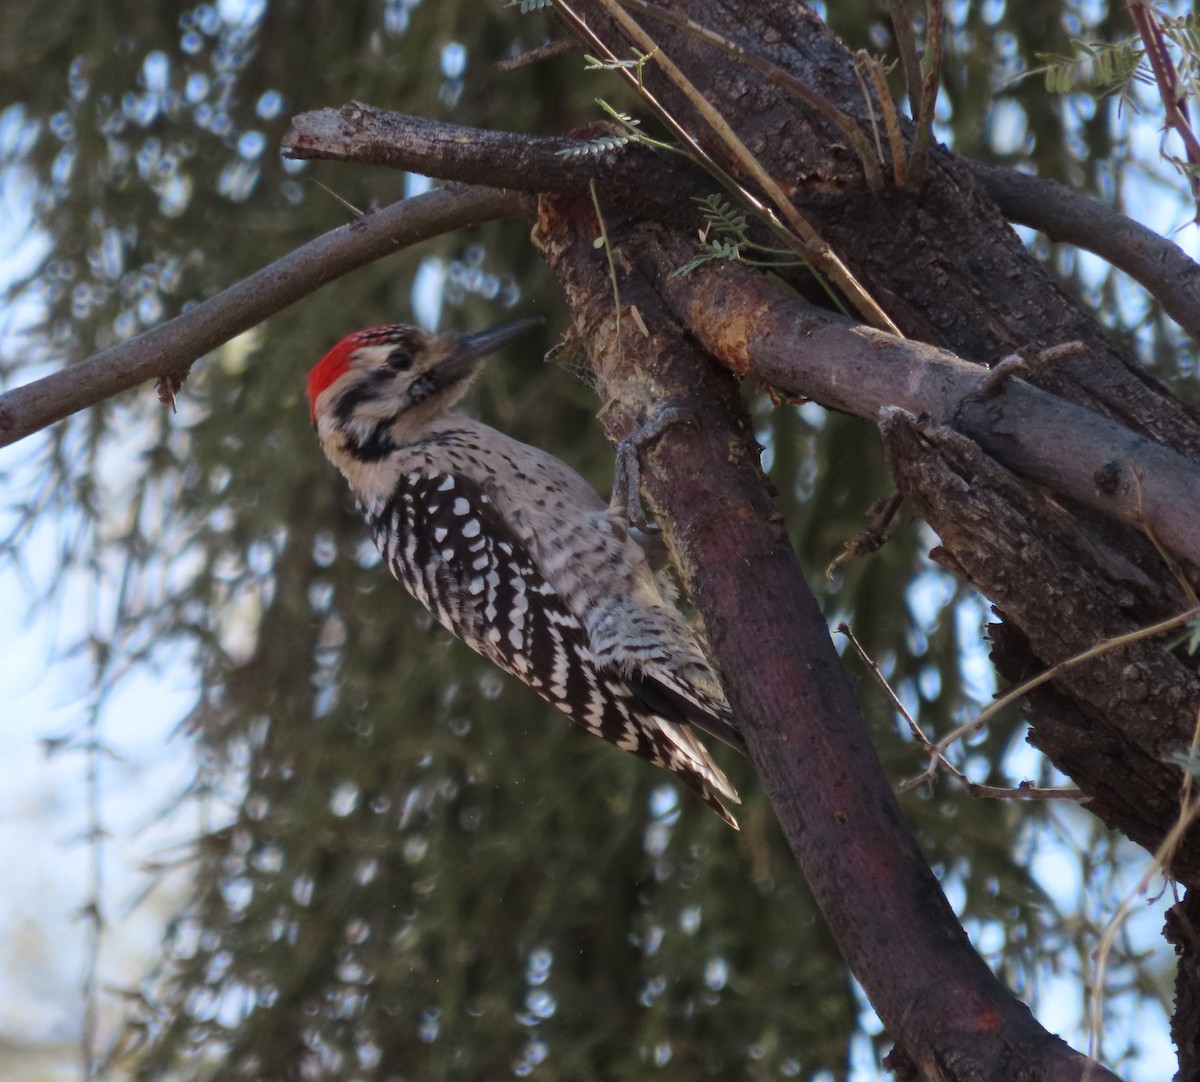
[646,239,1200,569]
[283,104,700,202]
[966,160,1200,342]
[560,0,1200,459]
[287,105,1200,349]
[0,184,522,448]
[532,190,1120,1082]
[882,412,1200,884]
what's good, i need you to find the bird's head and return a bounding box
[307,318,542,462]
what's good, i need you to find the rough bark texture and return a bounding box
[531,190,1120,1082]
[555,0,1200,885]
[1167,892,1200,1081]
[623,232,1200,879]
[284,105,714,222]
[879,413,1200,878]
[563,0,1200,452]
[638,232,1200,571]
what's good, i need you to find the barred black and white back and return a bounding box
[307,320,742,827]
[367,464,740,826]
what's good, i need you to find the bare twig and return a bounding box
[825,491,903,578]
[886,0,923,116]
[978,340,1086,397]
[310,177,366,217]
[1127,0,1200,219]
[839,622,1086,801]
[914,606,1200,781]
[852,57,887,170]
[857,52,908,187]
[0,184,522,448]
[907,0,943,188]
[495,37,581,72]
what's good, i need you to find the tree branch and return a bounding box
[966,159,1200,342]
[532,189,1121,1082]
[1128,0,1200,219]
[0,184,522,448]
[559,0,1200,459]
[283,104,696,198]
[285,105,1200,349]
[645,238,1200,569]
[884,412,1200,884]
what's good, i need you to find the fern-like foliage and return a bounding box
[672,194,810,277]
[1026,38,1151,103]
[555,134,632,158]
[1162,13,1200,66]
[1022,12,1200,205]
[581,47,658,86]
[555,100,681,160]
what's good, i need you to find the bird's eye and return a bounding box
[387,348,414,372]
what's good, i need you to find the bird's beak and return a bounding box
[450,318,544,365]
[414,318,545,408]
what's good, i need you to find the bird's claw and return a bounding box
[612,404,698,530]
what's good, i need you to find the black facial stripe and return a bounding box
[342,422,396,462]
[332,368,393,427]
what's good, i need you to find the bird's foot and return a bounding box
[611,404,698,531]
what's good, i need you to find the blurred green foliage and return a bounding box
[0,1,1188,1078]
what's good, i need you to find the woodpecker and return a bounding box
[306,318,741,827]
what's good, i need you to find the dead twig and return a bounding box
[907,0,944,189]
[906,605,1200,788]
[826,491,904,579]
[839,622,1086,801]
[1127,0,1200,219]
[495,37,581,73]
[886,0,923,116]
[856,52,908,187]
